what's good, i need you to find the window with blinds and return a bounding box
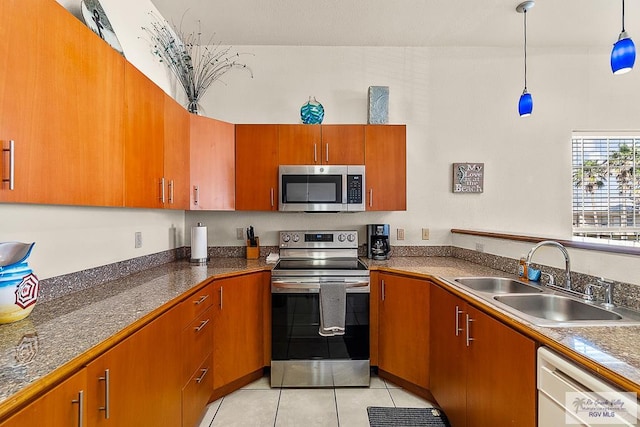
[572,133,640,241]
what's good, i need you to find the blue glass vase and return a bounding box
[300,96,324,124]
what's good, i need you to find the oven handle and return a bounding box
[271,279,370,292]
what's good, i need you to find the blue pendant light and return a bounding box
[611,0,635,74]
[517,1,535,117]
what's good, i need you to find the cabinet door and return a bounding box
[364,125,406,211]
[378,274,429,388]
[213,273,264,389]
[190,116,235,210]
[85,306,183,426]
[0,0,124,206]
[1,369,87,427]
[123,63,164,208]
[235,124,279,210]
[278,124,321,165]
[429,285,468,427]
[320,125,365,165]
[163,95,190,209]
[465,306,536,427]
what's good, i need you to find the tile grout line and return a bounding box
[333,387,340,427]
[273,387,282,427]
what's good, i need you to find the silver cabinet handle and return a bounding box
[270,188,274,207]
[219,286,223,309]
[72,390,85,427]
[194,294,209,305]
[168,179,174,204]
[381,279,385,301]
[98,369,110,419]
[193,185,199,206]
[455,306,464,337]
[2,140,15,190]
[325,143,329,163]
[194,318,210,332]
[369,189,373,207]
[465,314,475,347]
[195,368,209,384]
[160,178,166,203]
[313,143,317,163]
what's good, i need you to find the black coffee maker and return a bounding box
[367,224,391,260]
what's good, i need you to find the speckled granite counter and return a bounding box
[2,255,640,415]
[0,258,270,407]
[367,256,640,394]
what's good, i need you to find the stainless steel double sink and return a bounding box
[447,277,640,327]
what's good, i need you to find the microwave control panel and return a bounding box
[347,175,363,204]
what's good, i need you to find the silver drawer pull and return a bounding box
[159,177,166,203]
[98,369,110,419]
[466,314,475,347]
[168,179,174,204]
[2,140,15,190]
[71,390,85,427]
[195,367,209,384]
[194,318,210,332]
[194,294,209,305]
[455,306,464,337]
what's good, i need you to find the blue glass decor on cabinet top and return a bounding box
[300,96,324,124]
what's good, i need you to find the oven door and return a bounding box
[270,279,370,387]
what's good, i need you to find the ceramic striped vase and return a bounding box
[0,242,39,324]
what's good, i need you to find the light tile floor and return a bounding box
[197,374,434,427]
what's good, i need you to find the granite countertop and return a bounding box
[0,258,270,405]
[1,255,639,412]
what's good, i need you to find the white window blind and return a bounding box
[572,133,640,241]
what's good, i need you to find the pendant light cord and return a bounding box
[523,9,528,91]
[622,0,626,32]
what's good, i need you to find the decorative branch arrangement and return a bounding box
[142,13,252,114]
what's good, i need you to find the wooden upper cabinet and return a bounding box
[163,95,190,209]
[190,115,235,210]
[0,0,124,206]
[235,124,279,210]
[365,125,406,211]
[278,124,321,165]
[123,63,164,208]
[319,125,365,165]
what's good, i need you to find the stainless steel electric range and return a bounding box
[270,230,370,387]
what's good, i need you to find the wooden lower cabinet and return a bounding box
[429,284,536,427]
[85,305,183,426]
[376,273,430,389]
[0,369,87,427]
[182,354,214,427]
[212,273,265,390]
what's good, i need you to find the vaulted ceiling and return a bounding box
[150,0,634,49]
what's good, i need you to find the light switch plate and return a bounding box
[397,228,405,240]
[422,228,430,240]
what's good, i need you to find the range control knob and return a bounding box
[282,234,290,243]
[338,233,346,242]
[292,234,300,242]
[347,233,356,242]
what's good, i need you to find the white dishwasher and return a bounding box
[538,347,638,426]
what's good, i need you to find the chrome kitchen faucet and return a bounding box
[525,240,572,290]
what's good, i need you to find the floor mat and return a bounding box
[367,406,451,427]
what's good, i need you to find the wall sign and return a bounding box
[453,163,484,193]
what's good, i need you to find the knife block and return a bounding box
[246,237,260,260]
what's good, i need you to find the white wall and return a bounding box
[8,3,640,285]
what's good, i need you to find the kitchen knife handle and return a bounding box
[313,143,318,163]
[466,314,475,347]
[455,306,464,337]
[381,279,385,301]
[325,143,329,163]
[159,177,166,204]
[193,185,199,206]
[270,188,274,207]
[72,390,85,427]
[2,140,15,190]
[98,369,110,419]
[168,179,174,204]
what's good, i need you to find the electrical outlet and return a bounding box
[422,228,430,240]
[135,232,143,248]
[397,228,405,240]
[236,227,244,240]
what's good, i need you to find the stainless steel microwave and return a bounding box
[278,165,365,212]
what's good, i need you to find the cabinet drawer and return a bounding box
[182,306,213,380]
[182,354,213,427]
[180,282,214,327]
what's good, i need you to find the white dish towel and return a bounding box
[319,282,347,337]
